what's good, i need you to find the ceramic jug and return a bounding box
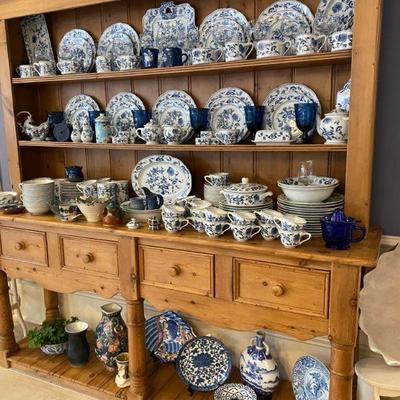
[317,105,349,144]
[95,303,128,370]
[65,165,84,182]
[65,321,90,367]
[240,331,280,397]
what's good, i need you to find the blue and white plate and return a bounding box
[58,29,96,72]
[145,310,196,363]
[313,0,355,36]
[131,155,192,203]
[176,336,232,392]
[292,355,330,400]
[214,383,257,400]
[64,95,100,128]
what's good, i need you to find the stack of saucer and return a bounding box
[277,193,344,236]
[20,178,54,215]
[218,198,273,212]
[55,179,81,203]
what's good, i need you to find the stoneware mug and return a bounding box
[231,224,261,242]
[163,126,184,144]
[57,60,82,74]
[160,47,188,67]
[114,55,140,71]
[204,172,229,186]
[162,216,190,233]
[224,41,254,62]
[295,34,327,55]
[16,64,36,78]
[191,47,223,64]
[279,230,312,248]
[96,56,112,73]
[33,61,56,76]
[256,39,292,58]
[330,30,353,52]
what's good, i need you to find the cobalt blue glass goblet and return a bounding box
[190,108,209,135]
[132,109,151,129]
[245,105,266,135]
[294,102,318,143]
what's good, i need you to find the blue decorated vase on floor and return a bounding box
[95,303,128,370]
[240,331,280,398]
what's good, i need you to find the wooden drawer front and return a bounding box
[234,259,329,318]
[61,236,118,276]
[0,227,47,265]
[140,245,214,296]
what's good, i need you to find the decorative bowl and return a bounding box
[214,383,257,400]
[78,202,106,223]
[120,202,162,223]
[277,177,339,203]
[40,342,67,355]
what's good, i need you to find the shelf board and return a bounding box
[12,51,351,85]
[8,338,294,399]
[18,140,347,152]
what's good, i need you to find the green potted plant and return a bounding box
[27,316,78,355]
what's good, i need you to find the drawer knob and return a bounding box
[272,284,285,297]
[15,241,25,251]
[168,265,181,277]
[82,253,94,264]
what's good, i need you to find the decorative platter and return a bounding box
[145,310,196,363]
[292,355,330,400]
[176,336,232,392]
[131,155,192,203]
[64,95,100,127]
[58,29,96,72]
[214,383,257,400]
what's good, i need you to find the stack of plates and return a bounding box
[204,184,226,206]
[277,193,344,236]
[55,179,81,203]
[219,197,274,212]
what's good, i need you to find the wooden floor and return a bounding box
[8,339,294,400]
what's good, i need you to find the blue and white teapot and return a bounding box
[318,105,349,144]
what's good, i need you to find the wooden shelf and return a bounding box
[8,338,294,400]
[11,51,352,85]
[18,140,347,152]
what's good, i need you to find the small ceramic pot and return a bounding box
[224,41,254,62]
[274,215,307,232]
[163,126,184,144]
[279,230,312,248]
[78,202,106,223]
[16,64,36,78]
[256,39,291,58]
[188,217,204,233]
[295,34,327,55]
[114,55,140,71]
[65,165,84,182]
[231,224,261,242]
[65,321,90,367]
[203,221,230,238]
[330,30,353,52]
[260,224,280,241]
[57,60,83,74]
[160,47,188,67]
[41,342,67,355]
[96,56,112,73]
[202,206,227,223]
[191,47,222,64]
[162,216,190,233]
[228,211,257,226]
[95,114,112,144]
[254,210,282,225]
[318,107,349,144]
[215,129,240,145]
[33,60,56,76]
[141,47,159,68]
[204,172,229,186]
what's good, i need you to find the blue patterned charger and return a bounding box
[176,336,232,392]
[292,355,330,400]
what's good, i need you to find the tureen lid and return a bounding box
[224,177,268,194]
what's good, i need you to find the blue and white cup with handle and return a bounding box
[191,47,223,64]
[231,224,261,242]
[203,221,231,238]
[224,41,254,61]
[279,230,312,248]
[330,30,353,52]
[16,64,36,77]
[256,39,292,58]
[295,34,327,55]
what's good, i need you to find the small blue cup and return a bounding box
[141,48,159,69]
[160,47,188,67]
[189,108,209,133]
[245,106,265,133]
[132,110,152,129]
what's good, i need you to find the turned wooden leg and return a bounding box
[0,271,18,367]
[328,264,362,400]
[127,299,148,400]
[43,289,59,322]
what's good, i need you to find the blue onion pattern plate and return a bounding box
[131,155,192,203]
[145,310,196,363]
[292,355,330,400]
[176,336,232,392]
[64,95,100,127]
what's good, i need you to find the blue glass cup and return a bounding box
[189,108,209,134]
[160,47,189,67]
[294,102,318,143]
[321,217,366,250]
[245,105,266,133]
[132,110,151,129]
[88,111,101,130]
[141,48,159,69]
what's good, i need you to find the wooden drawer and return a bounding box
[60,236,118,277]
[0,227,47,266]
[234,259,329,318]
[139,245,214,296]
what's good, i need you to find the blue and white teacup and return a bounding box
[254,210,282,225]
[188,217,204,233]
[203,221,231,238]
[295,34,327,55]
[163,126,184,145]
[96,56,112,73]
[115,55,140,71]
[228,211,257,226]
[200,130,214,139]
[215,129,240,145]
[231,224,261,242]
[280,230,312,248]
[162,216,190,233]
[204,172,229,187]
[202,207,227,223]
[274,215,307,232]
[33,60,56,76]
[161,204,186,219]
[224,41,254,62]
[191,47,223,65]
[57,60,83,74]
[330,30,353,52]
[260,224,280,241]
[112,132,130,144]
[16,64,36,78]
[256,39,292,58]
[77,179,98,198]
[136,126,161,144]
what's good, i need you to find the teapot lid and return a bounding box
[326,104,349,117]
[224,177,268,194]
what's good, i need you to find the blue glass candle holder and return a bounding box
[294,102,318,143]
[190,108,209,134]
[245,105,266,134]
[132,110,151,129]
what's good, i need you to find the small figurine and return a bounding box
[148,216,161,231]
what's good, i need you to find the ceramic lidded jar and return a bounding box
[95,113,112,144]
[95,303,128,370]
[220,177,273,206]
[240,331,280,397]
[318,105,349,144]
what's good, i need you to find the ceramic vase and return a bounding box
[95,303,128,370]
[65,321,90,367]
[240,331,280,398]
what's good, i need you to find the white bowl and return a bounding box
[78,203,106,223]
[278,177,339,203]
[24,203,51,215]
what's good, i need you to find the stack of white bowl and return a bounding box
[20,178,54,215]
[203,172,229,206]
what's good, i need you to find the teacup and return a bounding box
[231,224,261,242]
[260,224,280,241]
[114,180,130,204]
[295,34,327,55]
[188,217,205,233]
[112,133,130,144]
[57,60,83,74]
[16,64,36,78]
[254,210,283,225]
[224,41,254,62]
[58,203,80,221]
[77,179,98,198]
[33,61,56,76]
[204,172,229,186]
[228,211,257,226]
[256,39,292,58]
[114,55,140,71]
[203,221,231,238]
[279,230,312,248]
[97,181,118,200]
[274,215,307,232]
[160,47,188,67]
[189,206,209,220]
[215,129,240,145]
[202,206,227,223]
[96,56,112,73]
[200,130,214,139]
[191,47,223,64]
[162,216,190,233]
[186,199,212,211]
[161,204,186,218]
[330,30,353,52]
[136,126,161,144]
[163,126,184,144]
[141,47,159,68]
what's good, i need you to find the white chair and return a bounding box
[356,358,400,400]
[8,278,28,337]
